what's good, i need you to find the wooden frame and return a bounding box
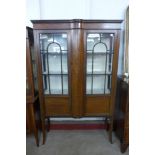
[31,20,123,144]
[26,27,40,146]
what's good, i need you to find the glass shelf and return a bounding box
[42,72,68,75]
[86,72,112,75]
[87,51,114,54]
[44,89,68,95]
[87,89,110,94]
[40,50,67,54]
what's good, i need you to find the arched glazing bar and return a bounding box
[92,42,108,94]
[46,41,63,94]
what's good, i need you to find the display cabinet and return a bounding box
[26,27,40,146]
[32,20,122,144]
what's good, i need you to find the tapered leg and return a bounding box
[29,104,39,146]
[47,117,50,132]
[109,117,113,144]
[121,143,129,153]
[41,118,46,145]
[105,117,108,131]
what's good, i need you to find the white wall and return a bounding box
[27,0,128,22]
[89,0,128,19]
[26,0,40,27]
[39,0,90,19]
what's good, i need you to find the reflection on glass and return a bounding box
[101,33,114,51]
[106,54,113,74]
[54,34,67,50]
[40,34,53,51]
[41,54,47,74]
[105,75,112,94]
[87,34,100,50]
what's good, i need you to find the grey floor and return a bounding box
[26,130,129,155]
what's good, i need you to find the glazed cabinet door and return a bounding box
[84,30,119,116]
[37,30,71,116]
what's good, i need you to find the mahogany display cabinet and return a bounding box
[26,27,40,146]
[31,19,123,144]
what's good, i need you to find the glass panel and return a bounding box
[50,75,62,94]
[87,33,100,50]
[48,43,61,53]
[40,33,69,95]
[101,33,114,51]
[105,75,112,94]
[62,54,68,74]
[41,54,47,74]
[106,54,113,74]
[94,43,107,53]
[86,75,92,94]
[86,33,114,95]
[93,55,106,74]
[93,75,105,94]
[43,75,49,94]
[40,34,53,51]
[48,54,61,74]
[54,34,67,50]
[63,75,68,94]
[41,45,68,74]
[87,54,92,74]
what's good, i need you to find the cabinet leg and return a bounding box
[121,143,129,153]
[109,118,113,144]
[47,117,50,132]
[41,118,46,145]
[29,104,39,146]
[105,117,108,131]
